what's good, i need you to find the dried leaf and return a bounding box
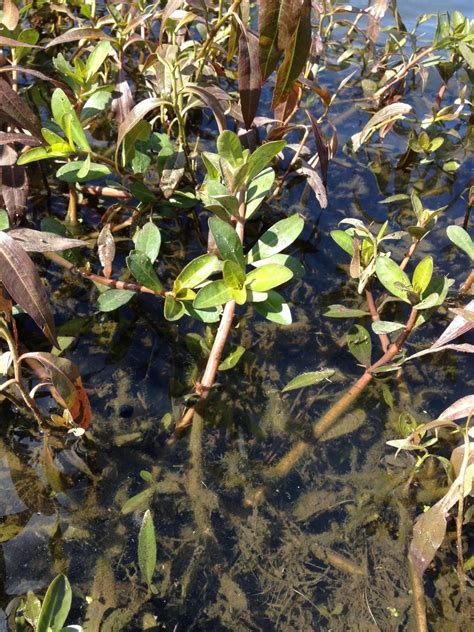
[111,64,134,125]
[160,150,186,199]
[19,352,92,429]
[0,35,39,48]
[45,28,114,48]
[0,231,57,346]
[259,0,306,80]
[298,161,328,208]
[438,395,474,421]
[7,229,85,252]
[159,0,183,44]
[0,131,41,146]
[306,109,329,186]
[367,0,389,43]
[0,155,28,225]
[0,78,42,138]
[1,0,20,30]
[97,225,115,279]
[116,97,169,162]
[183,85,227,133]
[238,26,261,130]
[272,0,312,108]
[351,103,412,151]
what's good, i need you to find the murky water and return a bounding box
[1,2,473,631]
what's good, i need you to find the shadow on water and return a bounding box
[1,2,474,631]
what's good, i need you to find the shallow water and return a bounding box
[1,2,473,631]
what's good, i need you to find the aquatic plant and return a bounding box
[0,1,472,630]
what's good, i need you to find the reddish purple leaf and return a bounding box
[238,26,261,130]
[306,109,329,187]
[0,78,42,138]
[19,352,92,429]
[0,231,57,346]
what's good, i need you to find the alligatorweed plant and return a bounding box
[0,1,473,629]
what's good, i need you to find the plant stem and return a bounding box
[44,252,165,296]
[66,183,78,225]
[171,189,246,439]
[265,308,418,479]
[460,269,474,295]
[365,286,389,352]
[408,554,428,632]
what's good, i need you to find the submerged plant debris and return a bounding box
[0,1,473,631]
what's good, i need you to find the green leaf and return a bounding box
[164,295,185,321]
[97,289,134,312]
[272,0,312,107]
[216,130,243,167]
[174,254,220,289]
[247,214,304,263]
[56,161,111,183]
[282,369,335,393]
[182,303,222,323]
[209,217,245,269]
[37,575,72,632]
[193,280,234,309]
[245,263,293,291]
[245,168,275,219]
[412,256,433,294]
[17,146,70,165]
[223,260,246,288]
[447,225,474,260]
[218,345,246,371]
[372,321,405,335]
[254,289,292,325]
[51,89,90,151]
[375,256,412,303]
[324,304,371,318]
[42,127,66,146]
[81,89,113,120]
[133,223,161,263]
[0,210,9,231]
[121,487,155,514]
[330,230,354,256]
[347,325,372,367]
[126,251,163,292]
[85,41,112,83]
[414,293,441,310]
[250,253,304,278]
[138,509,157,590]
[246,141,286,181]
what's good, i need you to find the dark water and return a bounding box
[1,2,473,631]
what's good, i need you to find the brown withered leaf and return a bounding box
[19,352,92,429]
[159,0,184,45]
[259,0,305,81]
[116,97,169,161]
[0,66,70,90]
[272,0,312,108]
[111,67,134,125]
[0,35,39,48]
[0,78,42,138]
[183,85,227,132]
[367,0,389,44]
[0,146,28,225]
[97,224,116,278]
[45,27,114,48]
[0,231,57,347]
[0,132,41,146]
[306,109,329,187]
[1,0,20,30]
[7,229,86,253]
[274,81,302,125]
[160,150,186,199]
[238,26,261,130]
[298,161,328,209]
